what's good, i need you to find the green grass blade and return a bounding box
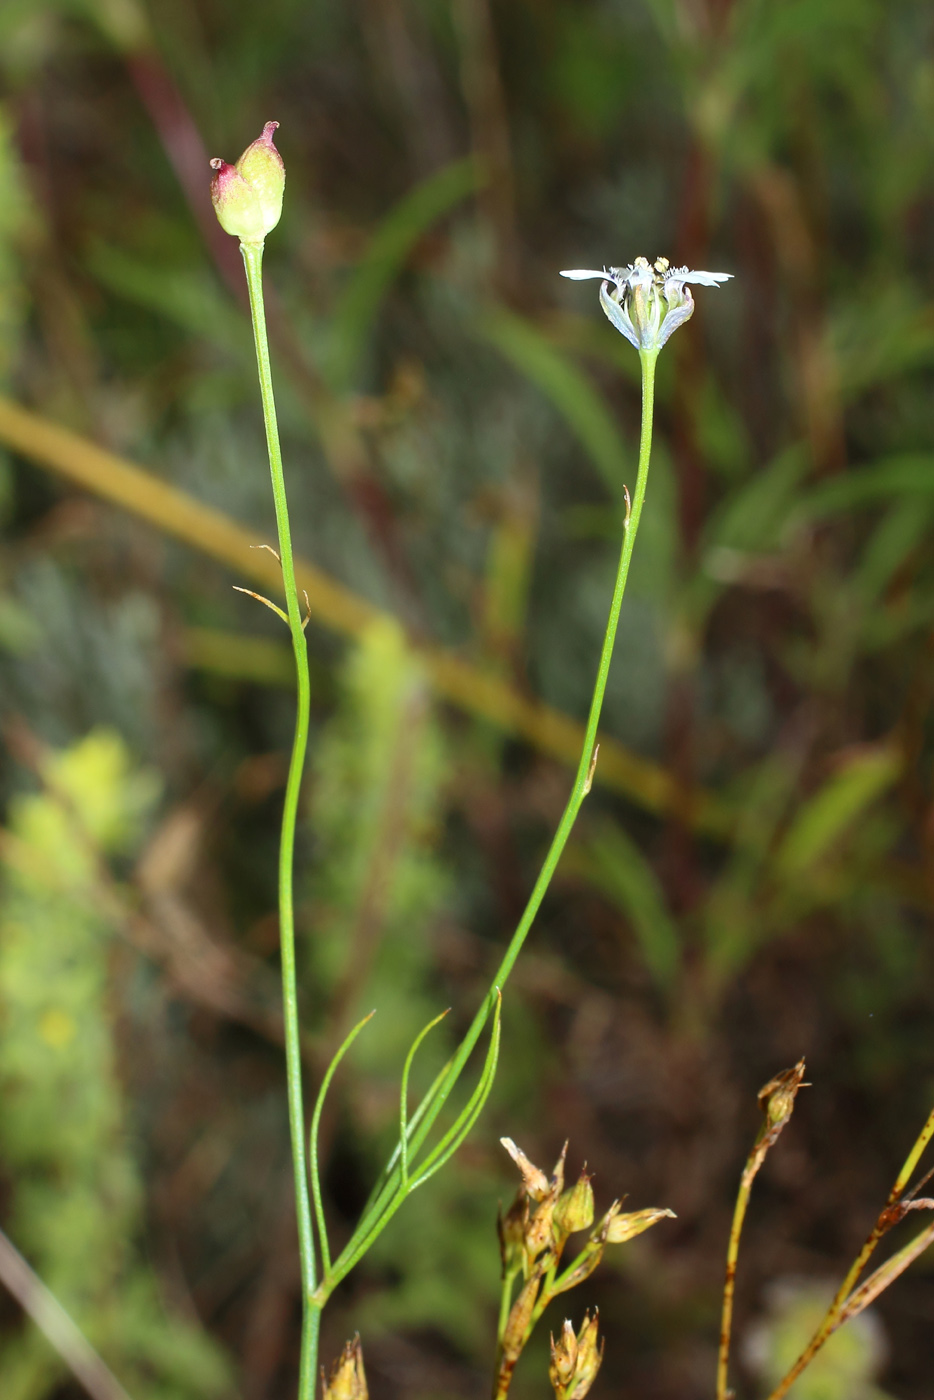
[326,156,482,391]
[479,308,628,499]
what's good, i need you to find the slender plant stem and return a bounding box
[241,240,319,1392]
[763,1101,934,1400]
[327,349,661,1290]
[716,1152,759,1400]
[427,350,659,1082]
[497,1269,518,1344]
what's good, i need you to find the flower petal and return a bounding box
[599,281,640,349]
[657,289,695,347]
[678,269,733,286]
[624,260,654,289]
[560,268,612,281]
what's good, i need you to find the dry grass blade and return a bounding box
[0,395,729,832]
[838,1219,934,1324]
[0,1228,134,1400]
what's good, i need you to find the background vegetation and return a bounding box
[2,0,934,1396]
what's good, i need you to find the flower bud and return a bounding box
[554,1171,595,1237]
[549,1320,578,1392]
[210,121,285,246]
[321,1336,368,1400]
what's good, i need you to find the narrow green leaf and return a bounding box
[310,1009,376,1278]
[399,1009,450,1184]
[324,993,502,1292]
[408,990,502,1188]
[480,308,628,499]
[326,156,482,390]
[775,746,900,878]
[577,821,680,991]
[704,446,808,555]
[855,497,933,602]
[86,242,250,358]
[799,455,934,519]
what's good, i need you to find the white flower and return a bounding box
[560,256,732,352]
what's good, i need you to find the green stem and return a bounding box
[484,349,659,993]
[417,349,659,1104]
[497,1267,518,1344]
[716,1150,759,1400]
[329,349,660,1285]
[241,240,320,1392]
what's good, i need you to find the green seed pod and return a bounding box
[757,1058,807,1133]
[554,1171,595,1237]
[210,121,285,246]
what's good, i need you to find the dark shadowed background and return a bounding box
[1,1,934,1398]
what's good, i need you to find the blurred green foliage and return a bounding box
[744,1281,891,1400]
[0,0,934,1397]
[306,617,450,1067]
[0,731,229,1400]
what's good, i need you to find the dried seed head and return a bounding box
[210,121,285,246]
[549,1320,579,1392]
[321,1336,368,1400]
[757,1058,808,1132]
[551,1141,568,1196]
[524,1178,560,1262]
[501,1137,551,1202]
[604,1205,677,1245]
[568,1311,604,1399]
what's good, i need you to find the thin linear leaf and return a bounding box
[323,993,502,1293]
[409,990,503,1187]
[774,746,900,878]
[309,1010,376,1276]
[576,820,680,992]
[399,1009,450,1183]
[86,242,250,359]
[799,455,934,518]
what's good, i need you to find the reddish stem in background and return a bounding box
[126,50,247,301]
